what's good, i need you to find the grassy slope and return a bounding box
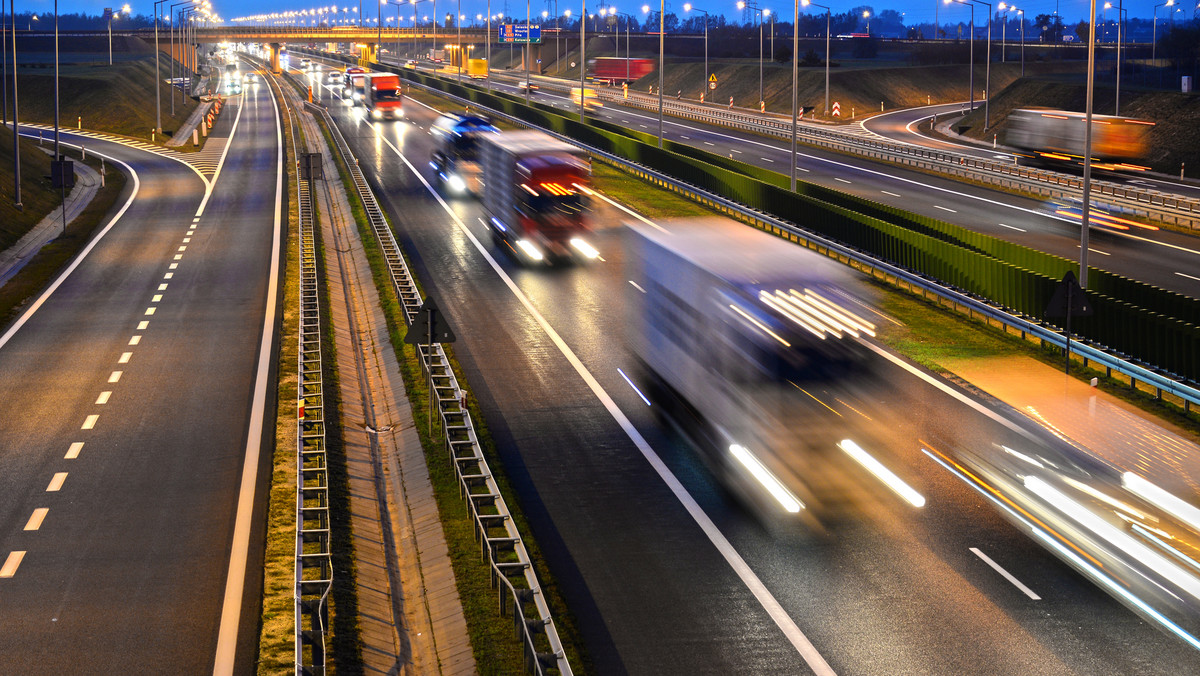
[0,129,59,250]
[13,57,201,140]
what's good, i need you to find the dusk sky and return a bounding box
[11,0,1193,28]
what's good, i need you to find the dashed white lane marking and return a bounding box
[46,473,67,492]
[796,166,810,172]
[145,307,156,316]
[970,547,1042,600]
[882,190,902,197]
[703,141,715,146]
[118,352,131,364]
[82,415,99,430]
[137,321,149,330]
[730,149,743,154]
[24,508,49,531]
[66,442,83,459]
[0,551,25,577]
[96,391,112,405]
[1176,272,1200,282]
[109,371,122,383]
[182,238,191,243]
[169,263,178,269]
[1078,245,1111,256]
[164,273,173,280]
[158,284,168,291]
[152,294,163,302]
[998,223,1027,232]
[173,254,183,261]
[834,178,852,184]
[129,336,141,346]
[762,157,775,162]
[177,246,186,252]
[934,205,957,213]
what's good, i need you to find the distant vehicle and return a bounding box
[342,67,368,104]
[428,49,445,63]
[835,32,871,38]
[363,72,403,120]
[569,87,602,109]
[404,59,419,69]
[515,80,539,91]
[624,216,877,521]
[479,130,596,263]
[1005,108,1155,171]
[223,77,243,95]
[430,113,500,195]
[326,69,343,84]
[299,58,311,70]
[242,72,258,83]
[466,58,488,79]
[587,57,654,83]
[224,62,238,75]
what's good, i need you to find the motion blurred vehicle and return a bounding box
[342,67,368,105]
[1005,108,1156,171]
[363,73,403,120]
[404,59,419,69]
[625,217,882,523]
[515,80,539,92]
[1041,196,1160,232]
[430,113,500,195]
[479,130,595,263]
[569,87,602,109]
[587,56,654,83]
[467,58,488,79]
[299,58,311,70]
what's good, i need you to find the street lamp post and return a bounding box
[863,9,869,34]
[1153,0,1172,62]
[169,0,195,118]
[10,0,20,208]
[945,0,987,127]
[737,0,766,105]
[642,2,665,146]
[1079,0,1100,289]
[683,4,710,99]
[578,0,587,122]
[802,0,830,116]
[1105,1,1125,114]
[154,0,171,134]
[790,0,799,189]
[1018,8,1024,77]
[998,2,1012,62]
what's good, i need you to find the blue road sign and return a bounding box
[499,23,542,44]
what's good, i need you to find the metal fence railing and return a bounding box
[303,97,574,675]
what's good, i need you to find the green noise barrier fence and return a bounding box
[355,58,1200,382]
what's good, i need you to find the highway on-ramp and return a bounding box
[0,77,282,674]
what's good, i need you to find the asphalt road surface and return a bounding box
[301,66,1200,674]
[0,79,282,674]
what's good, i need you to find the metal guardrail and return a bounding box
[276,70,335,675]
[303,98,574,675]
[587,87,1200,230]
[399,75,1200,415]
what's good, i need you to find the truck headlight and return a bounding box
[372,109,383,119]
[569,238,600,259]
[516,239,545,261]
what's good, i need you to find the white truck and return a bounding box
[479,130,597,263]
[625,217,878,521]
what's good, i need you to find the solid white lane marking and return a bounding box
[24,508,48,531]
[65,442,83,459]
[882,190,901,197]
[934,205,957,213]
[46,473,67,492]
[628,280,646,294]
[213,66,284,676]
[118,352,131,364]
[152,294,163,302]
[158,284,168,291]
[998,223,1027,232]
[1176,272,1200,282]
[834,178,852,184]
[0,551,25,577]
[129,335,141,346]
[137,321,149,330]
[82,415,99,430]
[970,547,1042,600]
[145,307,156,316]
[109,371,122,383]
[96,391,112,404]
[378,133,838,676]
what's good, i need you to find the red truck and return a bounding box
[479,130,597,263]
[587,57,655,84]
[364,73,403,120]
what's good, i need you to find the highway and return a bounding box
[0,76,281,673]
[483,79,1200,301]
[300,64,1200,673]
